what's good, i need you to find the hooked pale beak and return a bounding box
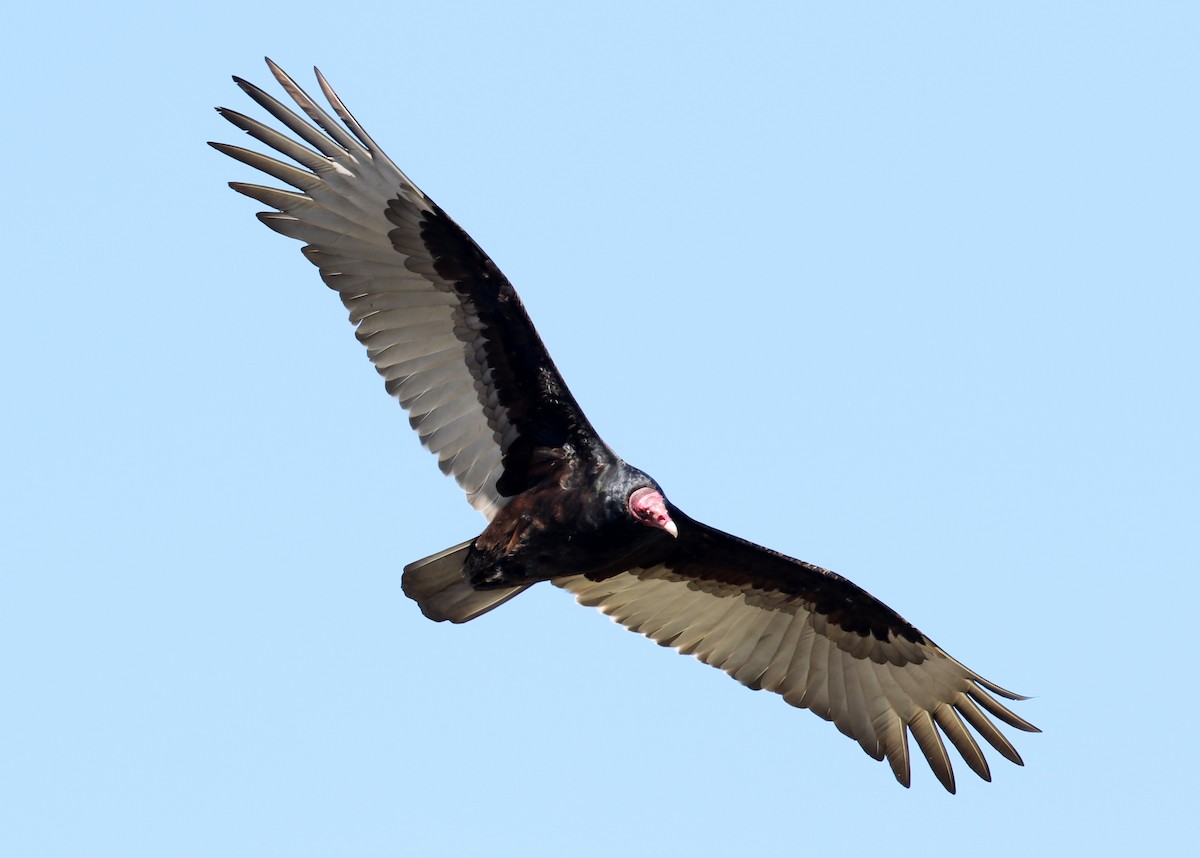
[629,487,678,538]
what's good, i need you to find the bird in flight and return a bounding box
[213,59,1038,793]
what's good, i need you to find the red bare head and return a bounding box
[628,487,678,538]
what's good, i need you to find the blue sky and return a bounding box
[3,2,1196,855]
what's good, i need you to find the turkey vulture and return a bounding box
[213,59,1038,793]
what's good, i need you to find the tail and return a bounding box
[401,540,531,623]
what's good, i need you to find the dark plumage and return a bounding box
[214,59,1039,793]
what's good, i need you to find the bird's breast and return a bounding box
[467,488,664,587]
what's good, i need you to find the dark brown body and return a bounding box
[467,457,674,588]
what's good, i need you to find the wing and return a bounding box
[212,60,601,520]
[554,513,1039,792]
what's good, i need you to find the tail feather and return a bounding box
[401,540,530,623]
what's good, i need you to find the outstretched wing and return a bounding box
[554,513,1038,792]
[212,60,601,519]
